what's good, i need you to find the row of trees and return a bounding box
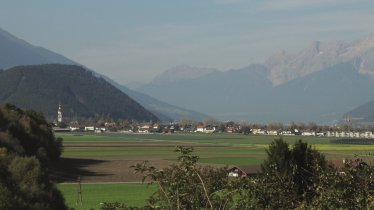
[0,104,68,210]
[103,140,374,210]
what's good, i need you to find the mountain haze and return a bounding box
[0,28,209,121]
[151,65,219,84]
[344,99,374,123]
[0,28,77,69]
[138,64,273,121]
[101,76,213,122]
[271,61,374,122]
[3,27,374,123]
[137,36,374,123]
[265,35,374,86]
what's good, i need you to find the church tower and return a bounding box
[57,103,63,123]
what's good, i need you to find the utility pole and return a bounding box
[76,176,83,206]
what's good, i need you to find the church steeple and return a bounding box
[57,103,62,123]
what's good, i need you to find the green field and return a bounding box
[59,132,374,162]
[56,132,374,208]
[58,183,156,210]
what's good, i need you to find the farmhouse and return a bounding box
[196,125,205,132]
[85,126,95,132]
[365,132,373,138]
[138,124,151,133]
[228,167,247,178]
[225,126,237,133]
[302,131,316,136]
[267,130,279,135]
[252,129,266,135]
[195,125,216,133]
[95,127,106,133]
[281,131,295,136]
[316,132,325,137]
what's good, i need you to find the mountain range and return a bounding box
[2,27,374,123]
[0,28,210,122]
[136,36,374,123]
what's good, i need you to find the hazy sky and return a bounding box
[1,0,374,84]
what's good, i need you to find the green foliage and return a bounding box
[0,104,68,209]
[260,138,327,202]
[261,138,292,177]
[0,103,62,161]
[132,146,231,210]
[235,139,373,209]
[0,156,67,210]
[307,158,374,209]
[232,173,300,209]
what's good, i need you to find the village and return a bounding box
[52,104,374,138]
[60,122,374,138]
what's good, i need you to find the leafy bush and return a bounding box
[0,156,67,210]
[0,103,62,161]
[0,104,68,209]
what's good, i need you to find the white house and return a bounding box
[316,132,325,137]
[69,126,80,131]
[196,125,205,132]
[302,131,316,136]
[252,129,266,135]
[196,125,216,133]
[281,131,295,136]
[95,127,106,133]
[228,167,246,178]
[365,132,373,138]
[85,126,95,132]
[138,124,151,133]
[267,130,279,136]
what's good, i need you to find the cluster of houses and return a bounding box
[57,122,178,134]
[52,121,374,139]
[251,128,374,139]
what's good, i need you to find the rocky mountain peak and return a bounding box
[264,36,374,86]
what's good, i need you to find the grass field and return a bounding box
[58,183,156,210]
[59,132,374,162]
[56,132,374,208]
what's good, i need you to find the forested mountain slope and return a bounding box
[0,64,158,121]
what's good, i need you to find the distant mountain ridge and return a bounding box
[0,27,210,122]
[150,36,374,87]
[0,64,158,121]
[0,28,77,69]
[137,36,374,123]
[344,99,374,123]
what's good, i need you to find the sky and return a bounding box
[1,0,374,84]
